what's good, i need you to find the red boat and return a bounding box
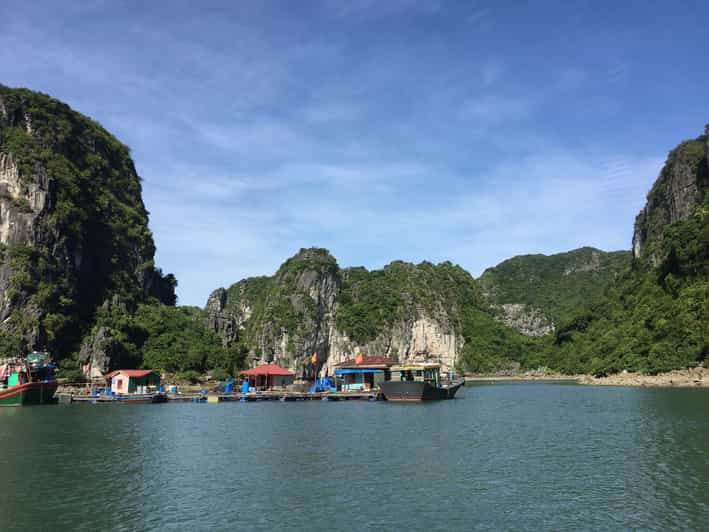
[0,352,58,406]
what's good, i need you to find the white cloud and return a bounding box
[142,143,663,306]
[0,0,673,309]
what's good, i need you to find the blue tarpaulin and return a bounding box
[310,376,336,393]
[334,368,384,375]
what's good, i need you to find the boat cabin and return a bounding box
[333,355,396,391]
[0,358,28,391]
[390,363,441,388]
[0,353,55,391]
[107,370,161,394]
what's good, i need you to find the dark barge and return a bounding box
[379,363,464,402]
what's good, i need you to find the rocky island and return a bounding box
[0,84,706,385]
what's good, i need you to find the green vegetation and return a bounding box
[0,84,176,362]
[634,134,708,263]
[541,194,709,375]
[336,263,415,344]
[219,248,338,357]
[2,85,706,379]
[90,303,245,374]
[214,249,536,374]
[336,259,536,373]
[479,247,632,324]
[535,128,708,376]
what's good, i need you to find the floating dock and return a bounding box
[57,390,383,404]
[169,390,383,403]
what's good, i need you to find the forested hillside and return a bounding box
[536,126,708,375]
[0,85,237,380]
[479,247,631,325]
[205,248,533,377]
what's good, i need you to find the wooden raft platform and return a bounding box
[57,390,383,404]
[56,393,167,404]
[169,390,384,403]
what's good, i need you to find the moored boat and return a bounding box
[111,392,168,403]
[379,363,464,402]
[0,352,58,406]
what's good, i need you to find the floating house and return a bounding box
[106,370,161,394]
[240,363,295,391]
[333,355,396,391]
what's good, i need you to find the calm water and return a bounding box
[1,383,708,531]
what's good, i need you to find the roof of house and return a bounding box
[105,369,157,379]
[392,363,441,370]
[333,356,397,368]
[239,363,295,377]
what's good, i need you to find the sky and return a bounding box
[1,0,707,306]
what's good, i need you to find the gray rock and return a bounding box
[78,326,122,378]
[204,249,465,377]
[632,126,707,264]
[496,303,554,337]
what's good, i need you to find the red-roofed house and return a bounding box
[239,363,295,390]
[108,369,161,394]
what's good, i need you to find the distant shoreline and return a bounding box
[465,367,709,388]
[463,374,580,383]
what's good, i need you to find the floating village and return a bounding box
[0,352,465,406]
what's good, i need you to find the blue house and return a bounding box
[333,356,396,391]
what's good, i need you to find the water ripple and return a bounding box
[1,385,708,531]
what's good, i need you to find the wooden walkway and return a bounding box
[57,390,383,404]
[170,390,383,403]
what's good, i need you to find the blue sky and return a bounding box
[1,1,707,306]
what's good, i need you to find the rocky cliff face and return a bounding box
[0,85,175,362]
[325,315,460,376]
[205,249,338,377]
[496,304,554,337]
[0,149,51,346]
[204,249,483,376]
[633,126,708,264]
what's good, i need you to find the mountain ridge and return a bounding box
[1,85,705,379]
[479,246,632,333]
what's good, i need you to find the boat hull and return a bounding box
[379,379,464,402]
[0,381,58,406]
[113,393,168,403]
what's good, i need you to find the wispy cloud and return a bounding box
[143,144,662,304]
[3,0,701,306]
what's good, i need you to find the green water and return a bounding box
[1,383,708,531]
